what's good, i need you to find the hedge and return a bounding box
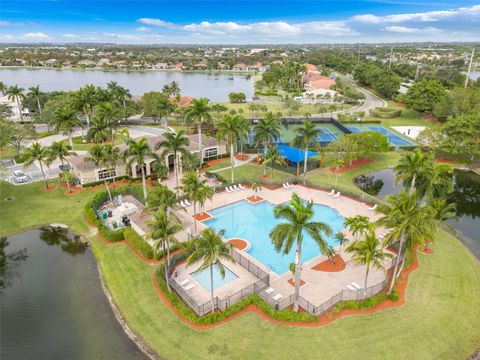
[331,289,399,315]
[369,107,402,118]
[156,264,318,325]
[204,171,227,184]
[82,175,129,188]
[124,227,154,259]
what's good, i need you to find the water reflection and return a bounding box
[0,237,28,291]
[39,226,87,255]
[353,175,384,196]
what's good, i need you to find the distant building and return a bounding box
[232,63,247,71]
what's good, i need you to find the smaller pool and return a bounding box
[191,264,238,292]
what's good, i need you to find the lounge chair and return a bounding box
[333,191,341,198]
[272,293,283,301]
[351,282,363,290]
[184,199,192,206]
[327,189,335,196]
[286,182,294,188]
[183,283,195,291]
[238,184,246,190]
[226,186,233,193]
[346,284,357,291]
[265,287,274,295]
[233,185,240,191]
[179,200,187,207]
[368,204,377,211]
[179,279,190,286]
[283,183,290,189]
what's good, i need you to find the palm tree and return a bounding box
[147,209,183,292]
[86,144,114,201]
[293,120,321,183]
[394,150,434,195]
[87,117,110,144]
[252,182,262,199]
[102,144,121,188]
[425,198,457,249]
[182,171,206,235]
[49,141,75,167]
[216,113,248,183]
[28,85,43,114]
[96,102,121,142]
[72,85,97,128]
[377,191,435,293]
[197,184,215,216]
[6,85,25,122]
[60,170,74,193]
[263,146,287,180]
[335,232,349,252]
[334,159,344,189]
[184,98,212,163]
[155,130,190,193]
[51,106,81,148]
[147,184,179,212]
[325,246,337,264]
[423,163,454,200]
[253,112,282,176]
[270,193,332,312]
[123,137,155,202]
[344,215,370,241]
[346,230,392,299]
[187,228,235,314]
[23,142,51,189]
[0,81,6,96]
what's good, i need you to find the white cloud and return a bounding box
[0,21,12,26]
[137,18,170,27]
[21,32,50,40]
[135,26,150,32]
[352,4,480,24]
[62,33,77,38]
[383,26,440,34]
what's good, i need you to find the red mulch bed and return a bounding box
[423,113,438,121]
[386,244,399,255]
[261,183,282,190]
[395,102,406,108]
[195,212,213,221]
[235,153,249,161]
[311,255,346,272]
[246,195,264,203]
[207,158,228,167]
[329,158,374,174]
[41,184,56,192]
[420,247,433,254]
[287,278,306,287]
[228,239,249,251]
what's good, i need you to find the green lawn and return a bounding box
[217,162,292,183]
[0,146,17,161]
[366,102,430,127]
[205,158,232,171]
[1,164,480,359]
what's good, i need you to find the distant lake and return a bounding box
[464,71,480,81]
[0,68,255,102]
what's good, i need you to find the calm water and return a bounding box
[0,228,145,360]
[191,263,238,292]
[0,68,254,101]
[354,168,480,258]
[204,200,344,274]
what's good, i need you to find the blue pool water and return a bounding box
[204,200,344,274]
[191,263,239,292]
[347,126,414,146]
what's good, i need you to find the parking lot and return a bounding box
[1,161,62,185]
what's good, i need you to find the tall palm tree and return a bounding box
[346,230,392,299]
[184,98,212,163]
[197,184,215,216]
[147,184,180,213]
[423,163,454,200]
[394,150,434,195]
[187,228,234,314]
[123,137,155,202]
[155,130,190,193]
[72,85,97,128]
[425,198,457,249]
[86,144,114,201]
[102,144,121,188]
[216,113,248,183]
[6,85,25,122]
[87,117,110,144]
[253,112,282,176]
[0,81,6,96]
[51,106,81,148]
[335,232,349,252]
[60,170,74,193]
[344,215,370,241]
[252,182,262,200]
[147,209,183,292]
[270,193,332,312]
[263,146,287,180]
[96,102,121,142]
[107,83,132,123]
[23,142,51,189]
[182,171,206,235]
[28,85,43,114]
[377,191,435,292]
[49,141,75,167]
[293,120,321,183]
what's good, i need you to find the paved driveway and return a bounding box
[1,161,61,185]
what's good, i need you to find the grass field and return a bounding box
[1,156,480,359]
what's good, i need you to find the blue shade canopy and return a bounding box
[277,144,317,163]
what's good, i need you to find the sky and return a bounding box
[1,1,480,44]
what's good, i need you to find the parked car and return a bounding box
[13,170,29,183]
[59,164,71,172]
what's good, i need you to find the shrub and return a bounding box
[124,227,154,259]
[369,107,402,119]
[82,175,129,188]
[331,289,399,315]
[156,265,317,325]
[35,131,56,139]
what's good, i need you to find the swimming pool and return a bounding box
[191,263,239,292]
[204,200,344,274]
[347,126,414,146]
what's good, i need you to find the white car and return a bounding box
[13,170,29,183]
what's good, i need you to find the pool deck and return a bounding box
[177,185,394,310]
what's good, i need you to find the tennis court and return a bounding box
[367,126,413,146]
[317,127,338,144]
[346,126,362,134]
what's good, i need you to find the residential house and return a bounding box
[232,63,247,71]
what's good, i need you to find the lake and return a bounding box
[354,168,480,259]
[0,228,145,360]
[0,68,255,102]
